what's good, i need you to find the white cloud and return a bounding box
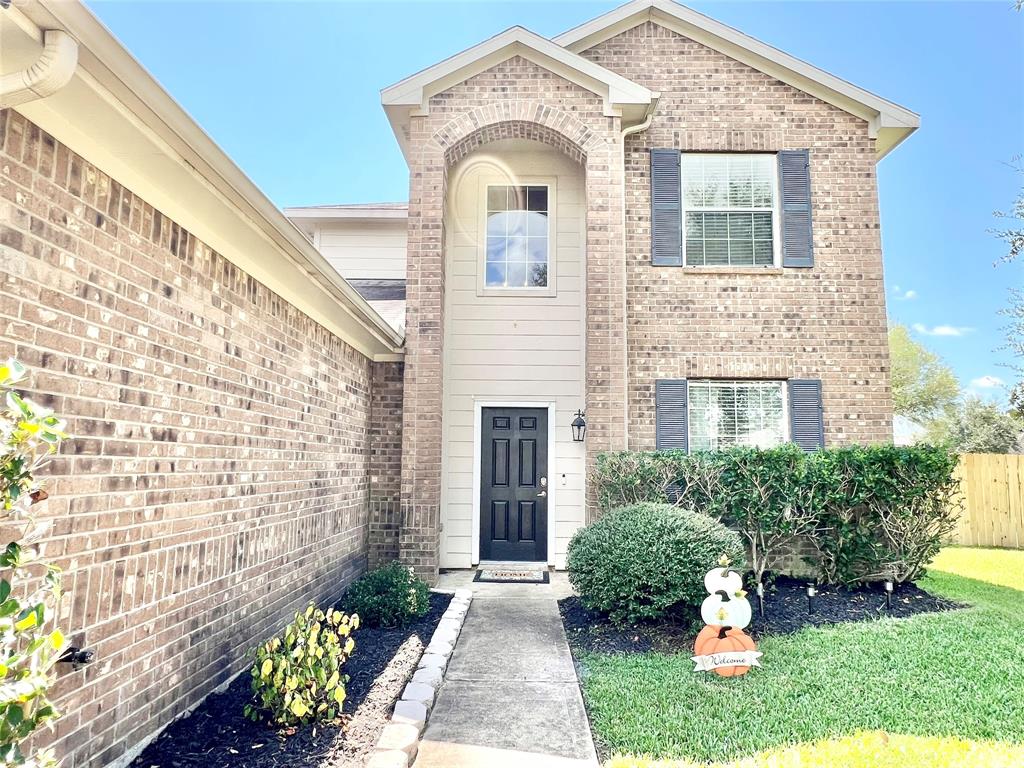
[969,375,1005,389]
[891,286,917,301]
[912,323,974,337]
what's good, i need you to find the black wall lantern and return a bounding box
[571,410,587,442]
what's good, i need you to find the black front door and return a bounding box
[480,407,548,562]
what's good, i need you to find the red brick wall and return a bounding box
[581,21,894,446]
[1,109,375,767]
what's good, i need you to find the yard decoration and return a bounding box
[692,557,762,677]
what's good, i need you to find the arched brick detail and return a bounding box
[445,120,586,167]
[434,102,606,164]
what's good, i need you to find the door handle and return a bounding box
[537,490,547,497]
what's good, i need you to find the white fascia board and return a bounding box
[555,0,920,158]
[15,0,404,358]
[284,206,409,221]
[382,25,653,115]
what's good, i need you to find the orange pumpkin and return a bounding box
[693,625,757,677]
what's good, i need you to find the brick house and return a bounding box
[1,0,915,764]
[293,0,917,576]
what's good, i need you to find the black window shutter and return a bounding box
[651,149,682,266]
[778,150,814,267]
[788,379,824,451]
[655,379,688,451]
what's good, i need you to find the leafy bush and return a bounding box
[1,359,70,768]
[811,445,961,584]
[566,503,745,624]
[713,444,819,586]
[341,561,430,628]
[592,444,961,585]
[245,604,359,726]
[593,450,721,514]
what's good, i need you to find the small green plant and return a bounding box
[1,359,70,768]
[244,604,359,726]
[342,561,430,628]
[566,503,745,624]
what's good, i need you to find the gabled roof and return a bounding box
[381,25,656,161]
[554,0,919,158]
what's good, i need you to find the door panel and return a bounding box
[480,407,548,561]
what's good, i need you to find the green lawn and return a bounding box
[578,547,1024,767]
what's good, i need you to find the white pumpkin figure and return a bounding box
[704,567,743,596]
[699,557,752,630]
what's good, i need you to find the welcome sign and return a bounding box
[692,650,763,672]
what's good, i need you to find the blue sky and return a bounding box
[88,0,1024,397]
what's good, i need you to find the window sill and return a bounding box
[477,287,558,299]
[670,266,786,276]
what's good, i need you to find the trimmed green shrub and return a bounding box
[342,561,430,628]
[810,444,961,584]
[566,502,745,624]
[591,444,961,585]
[245,604,358,725]
[713,444,818,586]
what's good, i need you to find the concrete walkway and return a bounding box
[414,574,598,768]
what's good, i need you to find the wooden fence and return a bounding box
[951,453,1024,549]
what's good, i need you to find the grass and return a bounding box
[577,547,1024,767]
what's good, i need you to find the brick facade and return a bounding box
[398,56,631,579]
[0,109,376,767]
[582,22,893,446]
[368,360,404,566]
[395,21,894,567]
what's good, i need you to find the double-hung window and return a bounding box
[688,380,787,451]
[682,154,779,267]
[485,185,550,289]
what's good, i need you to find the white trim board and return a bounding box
[471,400,558,567]
[381,25,654,162]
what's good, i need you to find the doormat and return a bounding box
[473,568,550,584]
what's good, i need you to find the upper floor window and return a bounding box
[682,154,779,267]
[688,379,787,451]
[485,185,549,289]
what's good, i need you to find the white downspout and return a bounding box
[618,94,660,450]
[0,29,78,108]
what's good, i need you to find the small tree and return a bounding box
[938,396,1020,454]
[888,325,960,424]
[1,360,69,768]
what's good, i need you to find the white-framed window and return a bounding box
[484,184,550,289]
[688,380,788,451]
[682,154,780,267]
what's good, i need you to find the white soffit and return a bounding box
[555,0,920,159]
[382,25,654,160]
[6,0,404,359]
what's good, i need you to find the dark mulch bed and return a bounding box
[560,576,960,656]
[130,592,451,768]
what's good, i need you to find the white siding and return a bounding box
[441,140,586,569]
[316,220,408,280]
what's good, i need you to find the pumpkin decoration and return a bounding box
[692,556,762,678]
[700,588,752,629]
[704,566,743,595]
[694,626,757,677]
